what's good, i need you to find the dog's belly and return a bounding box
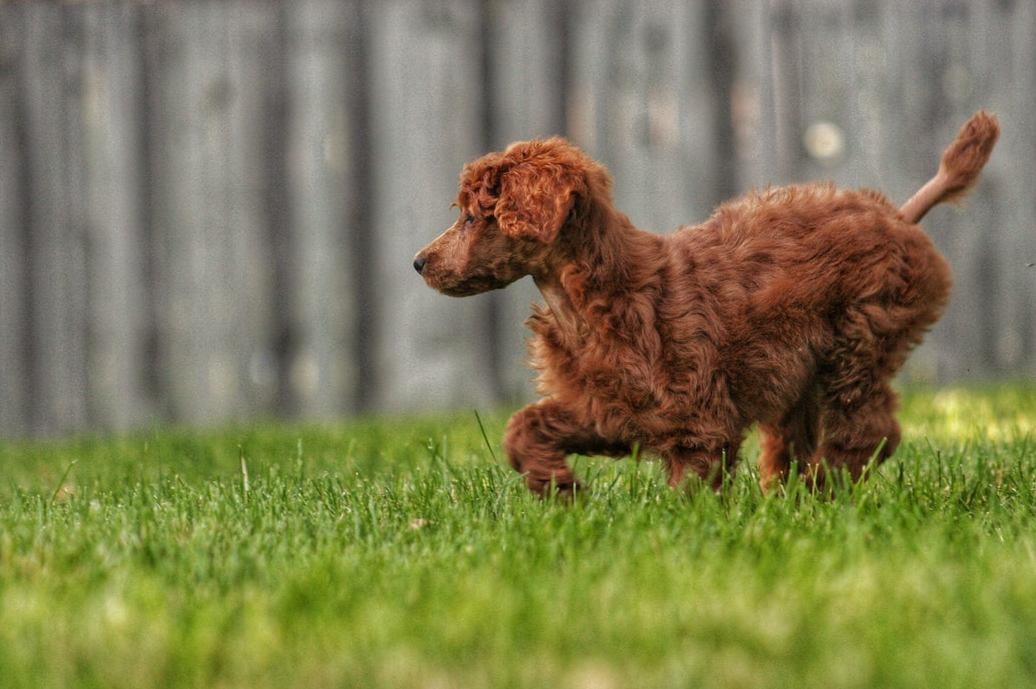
[541,353,731,447]
[536,321,822,448]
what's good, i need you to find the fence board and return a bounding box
[19,5,92,435]
[80,3,152,431]
[144,3,280,425]
[281,0,357,418]
[979,0,1036,374]
[0,9,29,432]
[367,0,492,412]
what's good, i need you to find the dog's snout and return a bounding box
[413,255,427,274]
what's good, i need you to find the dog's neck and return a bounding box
[532,204,662,342]
[534,277,583,339]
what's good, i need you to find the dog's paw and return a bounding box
[526,474,584,502]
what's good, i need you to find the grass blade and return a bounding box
[473,409,499,465]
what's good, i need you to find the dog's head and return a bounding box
[413,137,605,296]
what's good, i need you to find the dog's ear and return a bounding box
[496,161,581,243]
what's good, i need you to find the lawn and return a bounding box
[1,387,1036,688]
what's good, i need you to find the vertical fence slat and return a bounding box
[19,5,91,435]
[81,3,152,432]
[981,0,1036,375]
[366,0,491,412]
[282,0,356,418]
[0,6,30,433]
[146,3,279,426]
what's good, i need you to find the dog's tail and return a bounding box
[898,110,999,224]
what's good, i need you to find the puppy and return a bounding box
[415,112,999,495]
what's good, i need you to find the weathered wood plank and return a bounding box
[80,3,153,432]
[366,0,491,412]
[282,0,357,418]
[0,5,31,433]
[974,0,1036,377]
[17,4,92,435]
[144,2,280,426]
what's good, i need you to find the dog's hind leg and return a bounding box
[810,374,901,490]
[808,306,914,488]
[757,384,821,491]
[503,401,630,497]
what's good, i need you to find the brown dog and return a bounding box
[414,112,999,495]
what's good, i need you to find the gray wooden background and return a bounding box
[0,0,1032,437]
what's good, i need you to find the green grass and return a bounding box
[2,387,1036,688]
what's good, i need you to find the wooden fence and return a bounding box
[0,0,1033,437]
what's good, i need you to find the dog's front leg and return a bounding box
[503,400,629,497]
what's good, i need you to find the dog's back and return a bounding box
[667,182,951,420]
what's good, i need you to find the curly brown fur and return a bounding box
[414,112,999,496]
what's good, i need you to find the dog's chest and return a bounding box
[531,322,698,431]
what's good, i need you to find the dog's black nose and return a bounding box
[413,256,426,274]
